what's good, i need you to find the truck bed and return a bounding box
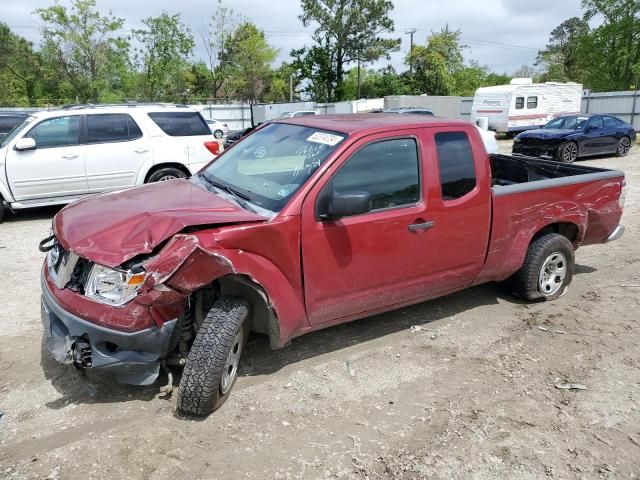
[489,154,624,194]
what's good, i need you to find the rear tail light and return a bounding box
[619,180,626,209]
[204,141,220,155]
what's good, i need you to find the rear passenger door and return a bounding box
[423,128,492,295]
[83,113,152,192]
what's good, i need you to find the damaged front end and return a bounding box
[39,233,186,386]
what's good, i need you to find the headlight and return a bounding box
[85,264,146,306]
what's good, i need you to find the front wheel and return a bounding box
[616,136,631,157]
[557,142,578,163]
[510,233,575,301]
[176,297,250,416]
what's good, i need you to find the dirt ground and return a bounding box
[1,140,639,480]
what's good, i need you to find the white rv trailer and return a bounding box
[471,79,583,133]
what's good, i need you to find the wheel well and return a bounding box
[532,222,579,244]
[144,163,191,183]
[193,274,281,349]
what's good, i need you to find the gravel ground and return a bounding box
[0,140,639,479]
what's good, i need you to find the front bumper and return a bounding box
[41,277,177,385]
[512,142,556,158]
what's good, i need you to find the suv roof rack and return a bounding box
[60,103,190,110]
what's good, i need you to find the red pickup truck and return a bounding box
[40,114,625,415]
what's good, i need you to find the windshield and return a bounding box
[544,116,588,130]
[199,123,346,212]
[0,116,34,147]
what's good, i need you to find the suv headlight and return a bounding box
[85,264,146,306]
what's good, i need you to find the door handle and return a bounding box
[408,221,434,232]
[134,148,149,153]
[61,153,79,159]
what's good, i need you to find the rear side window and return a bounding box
[86,114,142,143]
[332,138,420,211]
[435,132,477,200]
[148,112,210,136]
[527,96,538,109]
[603,116,618,128]
[25,116,80,148]
[515,97,524,109]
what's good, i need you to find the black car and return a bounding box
[0,111,29,137]
[512,114,636,163]
[223,126,255,149]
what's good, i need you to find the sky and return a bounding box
[3,0,584,74]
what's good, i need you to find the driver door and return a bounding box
[300,133,434,325]
[5,115,88,201]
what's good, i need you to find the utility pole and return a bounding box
[405,28,417,76]
[289,73,294,102]
[357,49,361,99]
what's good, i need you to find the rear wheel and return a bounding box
[147,167,187,183]
[557,141,578,163]
[510,233,575,301]
[176,297,250,416]
[616,136,631,157]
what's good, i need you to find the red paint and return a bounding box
[44,114,624,346]
[54,178,264,267]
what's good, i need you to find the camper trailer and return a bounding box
[471,79,583,133]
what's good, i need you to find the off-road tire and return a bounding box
[147,167,187,183]
[510,233,575,301]
[616,136,631,157]
[557,141,578,163]
[176,297,249,416]
[213,129,224,139]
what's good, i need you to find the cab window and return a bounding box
[25,116,80,148]
[331,138,420,212]
[435,131,476,201]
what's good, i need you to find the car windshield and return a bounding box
[199,123,346,212]
[0,116,34,147]
[544,116,589,130]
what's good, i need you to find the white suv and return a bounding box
[0,104,220,221]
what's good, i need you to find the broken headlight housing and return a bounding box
[85,264,146,306]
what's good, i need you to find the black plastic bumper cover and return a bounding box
[41,279,176,386]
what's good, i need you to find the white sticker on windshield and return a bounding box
[307,132,344,146]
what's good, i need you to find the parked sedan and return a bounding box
[205,119,229,139]
[512,114,636,163]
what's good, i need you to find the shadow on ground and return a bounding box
[40,263,598,408]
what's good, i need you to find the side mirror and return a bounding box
[15,137,36,151]
[320,191,372,220]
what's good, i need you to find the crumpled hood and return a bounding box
[517,129,574,140]
[54,179,265,267]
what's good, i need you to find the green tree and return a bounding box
[299,0,400,101]
[263,62,300,103]
[342,65,410,98]
[223,23,277,103]
[36,0,128,102]
[406,45,454,95]
[134,12,195,101]
[0,23,43,106]
[200,0,240,99]
[291,37,335,102]
[536,17,590,82]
